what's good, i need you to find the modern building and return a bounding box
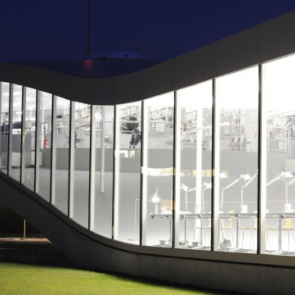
[1,10,295,295]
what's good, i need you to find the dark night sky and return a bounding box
[0,1,295,62]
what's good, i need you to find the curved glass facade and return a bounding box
[2,53,295,259]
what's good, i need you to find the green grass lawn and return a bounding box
[0,262,225,295]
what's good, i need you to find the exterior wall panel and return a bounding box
[51,72,71,99]
[174,44,213,90]
[114,71,142,104]
[22,65,53,94]
[141,59,174,100]
[89,77,115,105]
[259,10,295,63]
[212,26,259,78]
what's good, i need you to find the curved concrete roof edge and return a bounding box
[1,10,295,106]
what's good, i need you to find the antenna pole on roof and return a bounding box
[87,0,91,56]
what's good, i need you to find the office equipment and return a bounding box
[240,172,257,209]
[221,174,251,210]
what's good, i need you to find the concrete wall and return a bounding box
[1,173,295,294]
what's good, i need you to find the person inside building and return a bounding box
[128,117,140,148]
[285,117,294,137]
[2,113,9,135]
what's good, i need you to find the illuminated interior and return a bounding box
[2,53,295,257]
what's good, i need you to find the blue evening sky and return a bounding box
[0,1,295,62]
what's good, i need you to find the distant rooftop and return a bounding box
[76,50,147,61]
[13,51,159,78]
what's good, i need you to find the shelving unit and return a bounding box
[75,105,91,129]
[120,105,139,118]
[149,107,173,132]
[183,108,212,135]
[219,109,244,135]
[184,110,198,132]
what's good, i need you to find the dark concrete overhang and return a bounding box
[0,10,295,106]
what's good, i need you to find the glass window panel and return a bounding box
[9,84,22,181]
[0,82,9,174]
[143,92,174,247]
[22,87,36,191]
[37,91,52,201]
[53,96,70,214]
[72,102,90,228]
[114,102,141,244]
[263,54,295,255]
[177,81,212,250]
[216,67,258,252]
[93,105,114,238]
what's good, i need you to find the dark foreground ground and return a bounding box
[0,237,77,268]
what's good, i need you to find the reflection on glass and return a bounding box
[22,87,36,191]
[263,54,295,255]
[53,96,70,214]
[114,102,141,244]
[93,105,114,238]
[142,92,174,247]
[9,84,22,181]
[177,81,212,250]
[0,82,9,174]
[37,91,52,201]
[216,67,258,252]
[72,102,90,228]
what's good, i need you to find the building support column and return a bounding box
[8,84,13,176]
[51,95,57,204]
[20,86,26,184]
[258,64,266,254]
[89,105,96,231]
[212,79,220,251]
[34,90,40,193]
[173,91,180,248]
[68,101,75,218]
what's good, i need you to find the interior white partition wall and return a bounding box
[212,79,220,251]
[114,102,141,244]
[20,86,26,185]
[51,96,71,215]
[68,100,75,219]
[89,105,96,231]
[7,83,13,178]
[34,90,40,194]
[100,106,105,193]
[91,105,114,238]
[9,84,22,182]
[51,95,57,205]
[71,102,90,228]
[113,105,119,240]
[0,82,9,174]
[36,91,52,202]
[261,54,295,255]
[215,67,259,252]
[176,81,213,250]
[142,92,174,247]
[21,87,37,192]
[141,101,148,245]
[173,92,180,248]
[259,65,266,254]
